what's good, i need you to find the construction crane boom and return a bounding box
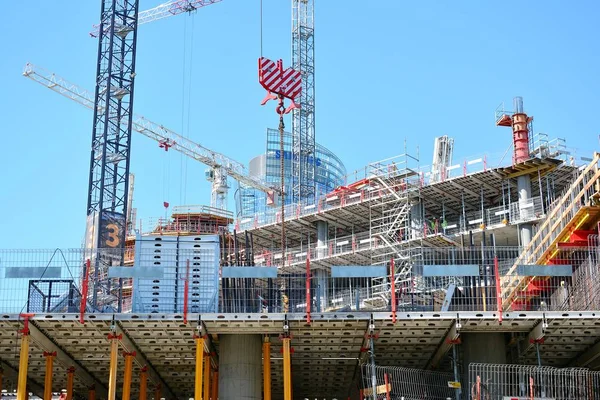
[90,0,222,37]
[23,63,278,196]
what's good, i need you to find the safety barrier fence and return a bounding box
[0,245,599,315]
[360,364,456,400]
[469,363,600,400]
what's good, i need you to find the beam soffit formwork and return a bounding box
[1,359,45,397]
[114,321,177,400]
[570,338,600,368]
[468,175,501,196]
[426,321,459,370]
[28,321,108,398]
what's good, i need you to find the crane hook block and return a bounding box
[258,57,302,110]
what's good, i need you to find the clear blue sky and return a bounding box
[1,0,598,249]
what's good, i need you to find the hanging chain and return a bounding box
[277,95,286,268]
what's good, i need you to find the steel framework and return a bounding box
[88,0,139,253]
[291,0,316,204]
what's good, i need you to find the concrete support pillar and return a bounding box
[461,333,507,390]
[43,352,55,400]
[218,334,261,400]
[139,367,147,400]
[517,175,533,246]
[410,201,423,239]
[316,220,328,259]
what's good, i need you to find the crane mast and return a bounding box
[87,0,139,254]
[291,0,316,204]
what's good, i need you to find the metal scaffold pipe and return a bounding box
[107,334,119,400]
[263,337,272,400]
[195,336,205,400]
[43,352,56,400]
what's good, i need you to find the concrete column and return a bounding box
[315,220,328,258]
[410,201,423,239]
[461,333,507,391]
[517,175,533,246]
[218,335,262,400]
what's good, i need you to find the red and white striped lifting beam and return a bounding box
[258,57,302,114]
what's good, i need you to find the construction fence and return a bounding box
[469,363,600,400]
[0,244,599,315]
[360,364,457,400]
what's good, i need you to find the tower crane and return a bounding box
[291,0,316,204]
[23,63,279,211]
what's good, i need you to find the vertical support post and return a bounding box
[369,333,377,400]
[107,333,121,400]
[17,324,30,400]
[0,367,3,397]
[122,352,135,400]
[390,258,396,323]
[263,337,271,400]
[494,256,502,323]
[383,373,391,400]
[43,352,56,400]
[80,259,91,324]
[282,336,292,400]
[66,367,74,400]
[183,259,190,324]
[195,335,205,400]
[305,254,311,324]
[210,369,218,400]
[203,355,210,400]
[88,386,96,400]
[452,342,461,400]
[154,385,161,400]
[139,367,147,400]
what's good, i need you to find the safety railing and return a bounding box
[469,363,600,400]
[236,151,518,233]
[361,364,456,400]
[137,217,229,236]
[252,195,545,269]
[1,245,599,315]
[501,153,600,307]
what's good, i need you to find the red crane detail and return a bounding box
[258,57,302,114]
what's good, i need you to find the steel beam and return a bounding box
[28,322,107,397]
[114,321,177,400]
[427,321,459,369]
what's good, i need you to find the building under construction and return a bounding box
[2,93,600,400]
[4,0,600,400]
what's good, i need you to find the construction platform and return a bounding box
[1,311,600,400]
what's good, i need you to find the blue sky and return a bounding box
[1,0,598,249]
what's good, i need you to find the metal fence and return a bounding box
[1,244,600,315]
[361,364,456,400]
[469,363,600,400]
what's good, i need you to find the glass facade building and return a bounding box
[236,128,346,218]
